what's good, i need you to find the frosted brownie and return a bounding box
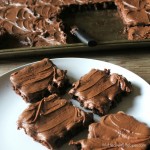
[1,0,150,46]
[115,0,150,26]
[69,69,132,115]
[114,0,150,40]
[70,112,150,150]
[0,4,65,47]
[0,0,113,47]
[10,58,69,103]
[128,26,150,40]
[17,94,93,149]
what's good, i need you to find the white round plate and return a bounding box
[0,58,150,150]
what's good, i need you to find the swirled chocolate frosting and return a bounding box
[128,26,150,40]
[17,94,93,149]
[115,0,150,26]
[70,112,150,150]
[10,58,69,103]
[0,4,65,47]
[1,0,150,46]
[0,0,114,48]
[69,69,132,115]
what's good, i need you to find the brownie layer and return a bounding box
[70,112,150,150]
[17,94,93,149]
[10,58,69,103]
[69,69,132,115]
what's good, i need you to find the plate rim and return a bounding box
[0,57,150,150]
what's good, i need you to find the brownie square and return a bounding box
[115,0,150,26]
[128,26,150,40]
[10,58,69,103]
[70,112,150,150]
[69,69,132,116]
[17,94,93,149]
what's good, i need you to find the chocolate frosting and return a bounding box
[1,0,150,45]
[0,5,66,47]
[17,94,93,149]
[0,0,114,48]
[31,3,61,18]
[128,26,150,40]
[4,0,36,5]
[69,69,132,115]
[115,0,150,26]
[70,112,150,150]
[10,58,68,102]
[2,0,150,46]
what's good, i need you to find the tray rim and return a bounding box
[0,39,150,58]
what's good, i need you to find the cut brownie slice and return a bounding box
[10,58,69,103]
[128,26,150,40]
[17,94,93,149]
[115,0,150,26]
[70,112,150,150]
[69,69,132,116]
